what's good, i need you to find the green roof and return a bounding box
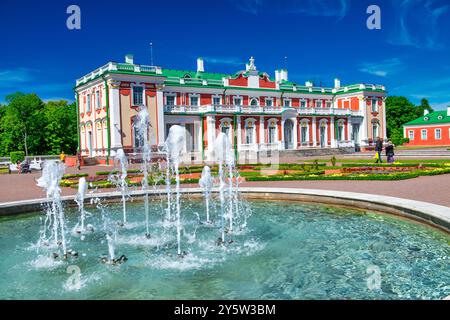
[404,110,450,126]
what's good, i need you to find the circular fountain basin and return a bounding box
[0,191,448,299]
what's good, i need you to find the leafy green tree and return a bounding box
[415,98,434,118]
[0,93,45,156]
[43,100,78,155]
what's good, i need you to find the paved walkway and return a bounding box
[1,164,450,208]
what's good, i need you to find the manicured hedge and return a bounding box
[62,173,89,179]
[341,163,444,168]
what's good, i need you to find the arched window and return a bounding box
[250,98,258,106]
[268,119,278,144]
[220,118,233,141]
[300,121,309,145]
[372,122,380,140]
[337,120,345,141]
[245,119,256,144]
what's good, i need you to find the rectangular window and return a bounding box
[190,96,199,106]
[234,97,242,106]
[421,129,427,140]
[371,99,378,113]
[265,99,273,107]
[301,126,308,143]
[86,94,91,112]
[283,99,291,107]
[133,86,143,106]
[166,95,175,105]
[96,91,101,109]
[435,128,442,140]
[326,101,332,108]
[300,100,306,108]
[245,127,254,144]
[408,130,414,140]
[213,96,221,105]
[316,101,322,108]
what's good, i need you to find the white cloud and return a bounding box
[227,0,350,19]
[203,56,243,66]
[359,58,404,77]
[388,0,450,50]
[0,68,35,87]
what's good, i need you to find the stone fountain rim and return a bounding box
[0,187,449,233]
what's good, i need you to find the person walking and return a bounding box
[375,137,383,163]
[385,141,395,163]
[60,151,66,164]
[77,151,82,170]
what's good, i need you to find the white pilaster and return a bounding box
[237,116,242,151]
[108,82,122,155]
[347,116,352,141]
[281,119,285,149]
[259,117,265,146]
[330,117,336,148]
[156,90,165,147]
[359,97,369,146]
[382,98,387,141]
[312,117,317,147]
[206,115,216,159]
[292,118,298,149]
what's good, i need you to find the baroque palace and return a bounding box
[75,55,387,163]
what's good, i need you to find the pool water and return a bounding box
[0,199,448,299]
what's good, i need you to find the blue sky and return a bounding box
[1,0,450,109]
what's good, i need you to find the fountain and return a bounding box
[165,125,186,256]
[213,133,235,243]
[114,149,128,225]
[136,107,152,238]
[74,177,88,233]
[36,160,68,258]
[199,166,213,223]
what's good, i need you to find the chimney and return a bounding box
[280,69,288,82]
[197,57,204,73]
[275,70,281,82]
[424,109,430,116]
[125,54,134,64]
[334,78,341,89]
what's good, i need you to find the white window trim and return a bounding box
[212,94,222,105]
[95,90,101,109]
[283,98,292,107]
[165,93,177,106]
[267,118,279,143]
[408,130,414,140]
[316,100,323,108]
[249,97,259,106]
[421,129,428,140]
[435,128,442,140]
[131,84,145,106]
[371,98,379,113]
[265,97,274,107]
[219,117,233,141]
[300,119,310,143]
[244,118,257,144]
[300,99,307,108]
[86,93,91,112]
[233,96,243,106]
[189,93,200,106]
[326,101,332,108]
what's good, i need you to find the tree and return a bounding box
[416,98,434,118]
[43,100,78,155]
[0,93,45,156]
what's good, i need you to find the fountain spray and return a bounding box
[37,160,68,257]
[199,166,213,223]
[136,107,152,238]
[75,177,88,233]
[115,149,128,224]
[165,125,186,256]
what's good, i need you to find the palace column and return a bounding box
[108,80,122,156]
[206,114,216,160]
[330,116,336,148]
[312,117,317,147]
[237,116,242,151]
[292,117,298,150]
[347,116,352,142]
[259,117,265,148]
[281,119,285,149]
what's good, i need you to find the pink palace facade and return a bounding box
[74,55,387,163]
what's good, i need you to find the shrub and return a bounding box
[10,151,25,164]
[62,173,89,179]
[331,156,337,167]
